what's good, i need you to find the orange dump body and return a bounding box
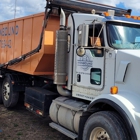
[0,13,60,75]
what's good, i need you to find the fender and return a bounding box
[87,91,140,140]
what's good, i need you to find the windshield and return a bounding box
[107,22,140,49]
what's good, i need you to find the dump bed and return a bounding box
[0,13,60,75]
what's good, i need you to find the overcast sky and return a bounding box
[0,0,140,21]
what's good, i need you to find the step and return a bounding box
[49,122,78,140]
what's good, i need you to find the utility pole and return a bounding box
[14,0,17,19]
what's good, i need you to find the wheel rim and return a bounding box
[90,127,110,140]
[3,82,10,101]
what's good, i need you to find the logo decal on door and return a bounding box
[77,54,92,71]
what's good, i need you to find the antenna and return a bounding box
[14,0,17,19]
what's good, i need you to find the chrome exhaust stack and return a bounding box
[59,8,66,30]
[54,8,71,96]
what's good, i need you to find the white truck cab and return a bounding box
[50,7,140,139]
[67,12,140,140]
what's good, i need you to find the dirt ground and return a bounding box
[0,102,72,140]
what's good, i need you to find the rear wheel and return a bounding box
[2,76,19,108]
[83,111,130,140]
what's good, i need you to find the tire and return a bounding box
[2,76,19,108]
[83,111,130,140]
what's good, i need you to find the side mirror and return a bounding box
[78,24,89,47]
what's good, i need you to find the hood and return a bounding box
[115,50,140,94]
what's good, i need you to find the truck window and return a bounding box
[88,24,105,47]
[88,24,104,57]
[107,21,140,49]
[90,68,102,85]
[89,48,104,57]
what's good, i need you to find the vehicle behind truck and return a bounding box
[0,0,140,139]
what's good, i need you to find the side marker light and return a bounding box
[125,15,131,18]
[24,103,30,108]
[104,12,109,16]
[110,86,118,94]
[36,110,43,116]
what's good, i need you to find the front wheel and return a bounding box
[2,76,19,108]
[83,111,130,140]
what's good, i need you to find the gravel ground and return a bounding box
[0,102,71,140]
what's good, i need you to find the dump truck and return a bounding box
[0,0,140,139]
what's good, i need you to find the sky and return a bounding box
[0,0,140,22]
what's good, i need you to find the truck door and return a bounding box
[75,24,105,91]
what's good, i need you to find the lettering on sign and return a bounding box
[0,40,11,48]
[0,25,19,48]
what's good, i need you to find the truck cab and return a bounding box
[50,10,140,139]
[68,12,140,100]
[66,12,140,139]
